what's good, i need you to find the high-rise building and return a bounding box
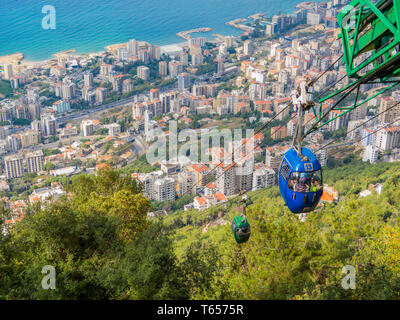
[117,47,128,61]
[0,126,8,140]
[375,125,400,151]
[10,77,20,89]
[20,130,40,148]
[84,72,94,88]
[177,172,195,197]
[83,88,96,105]
[138,49,150,64]
[28,103,41,120]
[151,46,161,60]
[252,163,276,190]
[52,100,71,114]
[178,73,190,91]
[41,115,57,137]
[225,36,236,48]
[307,12,321,25]
[137,66,150,81]
[3,64,13,80]
[108,123,121,136]
[159,61,168,77]
[191,54,204,66]
[4,154,24,179]
[363,145,379,163]
[216,59,225,76]
[154,177,176,202]
[243,40,254,56]
[26,150,44,173]
[127,39,138,57]
[31,120,41,134]
[100,64,113,77]
[95,87,107,105]
[150,88,160,101]
[62,82,76,99]
[7,135,20,153]
[81,119,94,137]
[168,61,183,76]
[111,74,123,92]
[179,52,189,66]
[122,79,133,93]
[216,162,236,196]
[16,105,28,119]
[379,96,399,123]
[265,146,286,172]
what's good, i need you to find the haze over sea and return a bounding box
[0,0,306,61]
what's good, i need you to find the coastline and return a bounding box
[0,14,242,65]
[0,0,317,66]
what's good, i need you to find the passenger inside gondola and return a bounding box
[288,170,322,193]
[294,176,309,192]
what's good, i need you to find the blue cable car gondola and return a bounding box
[278,147,323,214]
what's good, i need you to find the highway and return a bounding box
[56,96,136,124]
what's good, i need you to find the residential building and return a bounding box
[20,130,40,148]
[108,123,121,136]
[26,150,44,173]
[252,163,276,190]
[363,145,379,163]
[81,119,94,137]
[154,177,176,202]
[137,66,150,81]
[41,115,57,137]
[4,154,24,179]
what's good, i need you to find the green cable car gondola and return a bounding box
[231,215,251,244]
[231,193,250,243]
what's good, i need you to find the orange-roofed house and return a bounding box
[255,101,273,112]
[213,192,226,202]
[189,163,210,186]
[321,185,339,203]
[204,182,217,196]
[193,196,209,211]
[96,162,110,171]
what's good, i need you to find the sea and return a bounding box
[0,0,308,61]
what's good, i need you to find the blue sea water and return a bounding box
[0,0,305,61]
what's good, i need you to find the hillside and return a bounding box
[162,160,400,299]
[1,161,400,299]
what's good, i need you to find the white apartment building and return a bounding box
[137,66,150,81]
[375,125,400,151]
[216,162,236,196]
[252,163,276,191]
[177,172,195,197]
[26,150,44,173]
[154,177,176,202]
[363,145,379,163]
[108,123,121,137]
[81,119,94,137]
[137,171,164,200]
[4,155,24,179]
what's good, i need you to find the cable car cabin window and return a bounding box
[280,159,291,181]
[288,170,322,193]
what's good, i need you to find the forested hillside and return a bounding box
[1,161,400,299]
[163,160,400,299]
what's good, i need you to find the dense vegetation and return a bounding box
[0,80,12,98]
[163,160,400,299]
[1,161,400,299]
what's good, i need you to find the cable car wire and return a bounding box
[183,103,293,197]
[314,99,400,153]
[308,54,344,88]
